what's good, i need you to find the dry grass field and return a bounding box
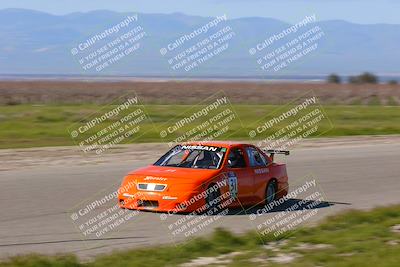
[0,80,399,105]
[0,80,399,148]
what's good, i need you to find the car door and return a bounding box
[225,146,254,204]
[245,146,271,202]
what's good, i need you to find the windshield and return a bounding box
[154,145,227,169]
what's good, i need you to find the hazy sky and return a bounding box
[0,0,398,24]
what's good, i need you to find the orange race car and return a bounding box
[118,142,289,213]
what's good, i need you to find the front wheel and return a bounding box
[265,180,277,205]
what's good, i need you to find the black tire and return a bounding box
[265,180,277,205]
[205,184,221,214]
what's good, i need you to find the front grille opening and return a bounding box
[138,200,159,208]
[137,183,166,191]
[138,184,147,190]
[154,184,166,191]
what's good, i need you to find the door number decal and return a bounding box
[228,171,238,199]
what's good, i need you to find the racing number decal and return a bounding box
[228,171,238,199]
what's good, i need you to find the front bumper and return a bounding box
[118,191,206,213]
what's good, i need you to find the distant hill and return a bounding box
[0,8,399,76]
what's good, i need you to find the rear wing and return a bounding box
[263,149,290,161]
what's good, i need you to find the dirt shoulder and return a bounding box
[1,135,399,171]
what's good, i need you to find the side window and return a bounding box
[246,147,267,167]
[259,151,269,166]
[257,148,270,166]
[227,148,246,168]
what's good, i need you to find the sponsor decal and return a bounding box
[162,196,178,200]
[144,176,168,181]
[254,168,269,174]
[180,145,222,152]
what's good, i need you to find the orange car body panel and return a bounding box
[118,141,289,213]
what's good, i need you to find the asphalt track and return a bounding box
[0,142,399,260]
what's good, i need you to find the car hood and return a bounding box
[125,165,222,184]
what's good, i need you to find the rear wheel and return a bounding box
[265,180,277,205]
